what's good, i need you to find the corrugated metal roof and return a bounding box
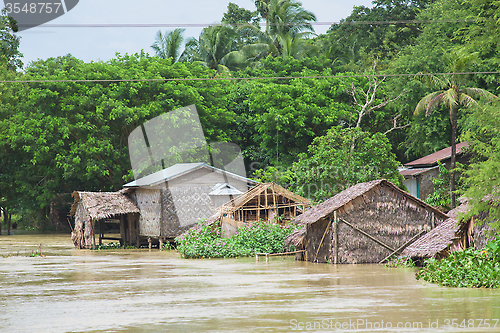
[399,166,438,178]
[208,183,244,196]
[404,142,469,167]
[123,162,257,188]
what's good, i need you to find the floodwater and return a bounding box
[1,234,499,333]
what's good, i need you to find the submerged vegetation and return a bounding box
[175,220,301,259]
[96,242,135,250]
[416,237,500,288]
[385,256,416,268]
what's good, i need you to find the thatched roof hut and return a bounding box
[288,179,448,264]
[181,182,311,238]
[402,202,497,261]
[401,216,471,261]
[70,189,140,249]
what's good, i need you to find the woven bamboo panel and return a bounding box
[135,188,161,237]
[169,185,215,227]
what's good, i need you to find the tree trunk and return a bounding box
[450,105,457,208]
[0,207,3,235]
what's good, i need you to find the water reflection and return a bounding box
[0,234,499,332]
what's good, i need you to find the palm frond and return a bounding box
[414,91,444,116]
[458,93,478,108]
[441,88,459,110]
[462,87,498,103]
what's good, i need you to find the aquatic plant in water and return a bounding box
[416,237,500,288]
[175,220,302,259]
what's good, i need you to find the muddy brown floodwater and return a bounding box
[1,233,499,333]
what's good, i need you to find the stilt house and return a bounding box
[71,162,257,248]
[285,179,448,264]
[70,189,140,249]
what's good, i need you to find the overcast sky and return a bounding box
[5,0,374,67]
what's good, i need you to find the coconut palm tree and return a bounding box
[179,25,268,72]
[414,50,498,208]
[151,28,185,62]
[243,0,317,59]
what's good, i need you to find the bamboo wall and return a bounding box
[306,184,446,264]
[133,188,162,237]
[72,202,93,249]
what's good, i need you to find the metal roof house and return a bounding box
[71,163,258,248]
[400,142,469,200]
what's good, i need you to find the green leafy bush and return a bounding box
[175,220,301,259]
[416,237,500,288]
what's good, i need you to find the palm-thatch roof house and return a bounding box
[285,179,448,264]
[71,162,257,248]
[70,189,140,249]
[182,182,311,238]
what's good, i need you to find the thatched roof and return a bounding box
[210,182,311,222]
[284,228,306,248]
[447,203,469,219]
[70,189,140,221]
[295,179,447,225]
[401,217,463,259]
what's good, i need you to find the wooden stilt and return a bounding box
[148,237,152,251]
[99,220,103,246]
[92,220,96,250]
[119,215,126,246]
[159,238,164,250]
[257,193,261,221]
[333,211,338,264]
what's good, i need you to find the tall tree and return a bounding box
[0,8,23,70]
[151,28,185,62]
[414,50,497,208]
[243,0,317,59]
[324,0,432,65]
[180,25,262,72]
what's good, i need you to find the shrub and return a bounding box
[175,220,302,259]
[416,237,500,288]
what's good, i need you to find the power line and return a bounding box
[10,18,481,29]
[1,71,499,84]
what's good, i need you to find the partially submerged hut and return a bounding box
[402,203,495,262]
[70,189,140,249]
[187,182,311,238]
[286,179,448,264]
[400,216,472,262]
[71,162,257,248]
[123,162,257,243]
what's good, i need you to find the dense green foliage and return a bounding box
[1,0,500,234]
[0,8,23,70]
[416,237,500,288]
[292,127,404,200]
[461,102,500,230]
[175,220,301,259]
[424,160,451,210]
